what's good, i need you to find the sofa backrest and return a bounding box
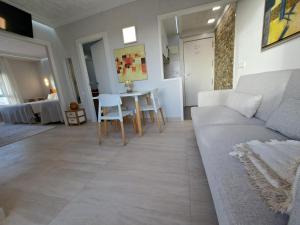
[282,70,300,100]
[236,70,293,121]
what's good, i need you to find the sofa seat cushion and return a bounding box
[193,124,289,225]
[191,106,264,129]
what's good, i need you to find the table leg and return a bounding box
[134,96,143,136]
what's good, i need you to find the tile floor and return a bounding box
[0,121,218,225]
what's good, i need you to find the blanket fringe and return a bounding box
[239,154,292,214]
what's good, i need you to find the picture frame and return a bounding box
[114,44,148,83]
[262,0,300,49]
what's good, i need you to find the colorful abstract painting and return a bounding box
[114,44,148,83]
[262,0,300,49]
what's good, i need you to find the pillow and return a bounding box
[47,93,58,100]
[50,88,57,93]
[266,98,300,140]
[225,91,262,118]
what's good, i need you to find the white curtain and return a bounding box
[0,57,23,104]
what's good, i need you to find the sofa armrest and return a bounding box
[198,90,232,107]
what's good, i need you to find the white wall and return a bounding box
[85,58,98,90]
[234,0,300,86]
[7,58,48,101]
[164,35,181,79]
[91,40,111,94]
[32,21,75,108]
[56,0,219,120]
[160,22,169,58]
[39,58,56,89]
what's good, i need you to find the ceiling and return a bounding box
[2,0,138,27]
[0,35,47,60]
[163,4,227,37]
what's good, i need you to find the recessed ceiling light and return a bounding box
[212,6,221,11]
[208,18,216,24]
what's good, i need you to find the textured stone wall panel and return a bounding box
[214,4,236,90]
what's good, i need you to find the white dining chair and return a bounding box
[96,94,135,145]
[140,89,166,132]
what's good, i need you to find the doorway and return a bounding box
[0,30,67,124]
[184,37,214,107]
[159,2,236,120]
[82,40,101,116]
[76,33,112,121]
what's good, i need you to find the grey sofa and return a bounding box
[191,69,300,225]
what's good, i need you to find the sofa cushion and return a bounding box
[225,91,262,118]
[193,124,288,225]
[236,70,292,121]
[282,70,300,100]
[266,98,300,140]
[191,106,264,129]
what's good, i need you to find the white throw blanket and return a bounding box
[230,140,300,214]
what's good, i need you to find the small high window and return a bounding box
[122,26,137,44]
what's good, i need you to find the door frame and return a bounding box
[76,32,114,122]
[0,28,68,124]
[182,34,215,107]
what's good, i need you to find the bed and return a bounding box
[0,104,35,124]
[0,99,64,125]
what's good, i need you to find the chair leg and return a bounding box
[160,108,166,126]
[111,121,117,131]
[150,111,155,123]
[142,112,146,126]
[132,116,138,133]
[116,120,121,131]
[155,112,162,133]
[97,122,102,145]
[103,120,108,136]
[120,121,126,145]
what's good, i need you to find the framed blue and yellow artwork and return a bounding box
[262,0,300,49]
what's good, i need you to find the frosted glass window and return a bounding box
[122,26,137,44]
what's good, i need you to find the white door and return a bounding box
[184,38,214,106]
[90,40,111,94]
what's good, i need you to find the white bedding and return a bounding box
[39,100,64,124]
[25,99,60,114]
[0,104,35,124]
[0,99,63,124]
